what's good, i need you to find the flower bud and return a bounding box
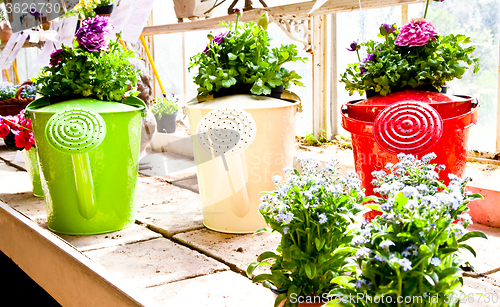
[257,12,269,30]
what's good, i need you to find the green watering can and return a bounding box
[26,97,146,235]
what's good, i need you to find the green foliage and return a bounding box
[188,18,307,97]
[151,93,180,119]
[330,153,487,307]
[0,83,19,100]
[34,40,140,102]
[341,24,480,96]
[247,158,368,307]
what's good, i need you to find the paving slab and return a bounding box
[138,151,197,182]
[0,160,21,173]
[142,271,275,306]
[135,175,204,237]
[461,223,500,283]
[0,170,33,194]
[57,224,163,252]
[173,228,281,275]
[171,174,199,193]
[83,238,229,289]
[462,278,500,307]
[0,188,46,222]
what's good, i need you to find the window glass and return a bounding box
[409,0,498,152]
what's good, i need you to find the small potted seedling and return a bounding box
[151,93,179,133]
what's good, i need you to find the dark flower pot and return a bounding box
[365,85,447,98]
[213,84,284,99]
[93,5,114,15]
[156,113,177,134]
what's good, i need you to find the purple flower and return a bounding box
[346,41,358,52]
[359,53,376,74]
[29,8,42,17]
[395,18,438,47]
[50,48,70,66]
[380,23,396,36]
[203,31,229,54]
[233,8,243,15]
[364,53,376,62]
[75,16,114,52]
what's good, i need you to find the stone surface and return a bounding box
[173,228,281,275]
[139,151,196,182]
[84,238,228,289]
[171,174,199,193]
[0,188,46,223]
[142,271,275,307]
[462,278,500,307]
[57,224,163,252]
[150,132,194,158]
[461,223,500,282]
[135,175,204,237]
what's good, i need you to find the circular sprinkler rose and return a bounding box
[395,18,438,47]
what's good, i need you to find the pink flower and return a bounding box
[395,18,439,47]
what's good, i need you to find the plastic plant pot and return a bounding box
[22,148,43,197]
[26,96,146,235]
[186,92,300,233]
[156,113,177,134]
[341,90,479,199]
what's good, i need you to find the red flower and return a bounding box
[14,129,35,151]
[0,120,10,139]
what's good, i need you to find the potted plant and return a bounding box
[28,16,145,235]
[69,0,113,19]
[171,0,216,22]
[94,0,115,16]
[185,10,308,233]
[329,153,487,306]
[188,10,306,98]
[0,108,43,197]
[339,0,480,204]
[0,81,38,116]
[340,0,479,97]
[151,93,179,134]
[247,158,370,307]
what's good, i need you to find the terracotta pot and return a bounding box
[172,0,216,21]
[0,23,13,44]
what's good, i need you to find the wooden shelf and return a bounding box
[142,0,424,36]
[0,41,44,50]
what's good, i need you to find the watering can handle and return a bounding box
[123,96,147,117]
[45,108,107,220]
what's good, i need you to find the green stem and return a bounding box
[234,15,240,33]
[209,44,219,66]
[396,268,403,307]
[356,49,361,62]
[423,0,430,19]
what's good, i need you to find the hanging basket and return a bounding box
[0,80,36,116]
